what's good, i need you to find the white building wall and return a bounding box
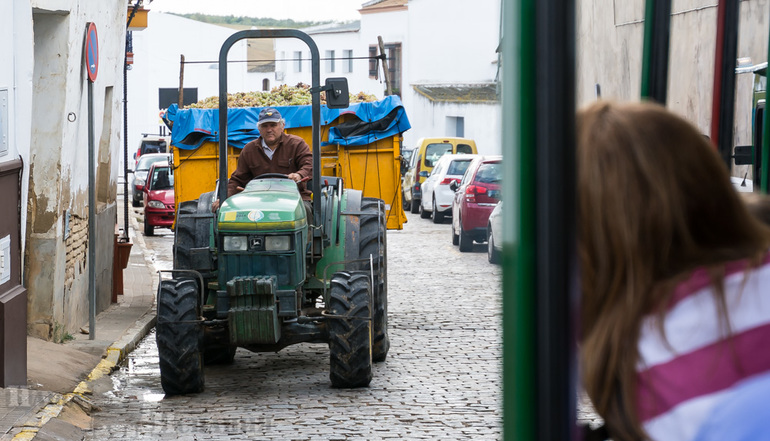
[0,0,34,245]
[128,12,250,159]
[23,0,128,338]
[577,0,770,153]
[359,8,409,98]
[401,0,502,152]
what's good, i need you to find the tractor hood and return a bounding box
[218,179,306,232]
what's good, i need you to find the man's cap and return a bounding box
[258,107,282,125]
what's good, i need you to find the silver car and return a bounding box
[130,153,171,207]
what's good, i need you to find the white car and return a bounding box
[420,154,479,223]
[487,201,502,264]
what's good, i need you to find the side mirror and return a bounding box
[324,77,349,109]
[419,171,429,178]
[449,181,459,192]
[734,145,753,165]
[127,169,134,174]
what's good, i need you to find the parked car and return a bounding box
[400,147,414,177]
[130,153,171,207]
[419,154,478,223]
[142,163,175,236]
[133,134,170,168]
[450,155,502,252]
[403,137,478,214]
[487,201,503,264]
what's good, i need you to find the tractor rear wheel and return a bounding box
[174,192,215,275]
[357,198,389,362]
[156,278,204,395]
[328,271,373,388]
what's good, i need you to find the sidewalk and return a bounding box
[1,198,157,440]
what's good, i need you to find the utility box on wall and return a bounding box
[0,159,26,387]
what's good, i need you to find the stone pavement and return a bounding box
[0,197,157,441]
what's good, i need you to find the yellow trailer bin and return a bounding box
[165,96,411,230]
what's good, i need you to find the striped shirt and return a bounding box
[636,252,770,441]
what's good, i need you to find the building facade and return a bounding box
[1,0,129,352]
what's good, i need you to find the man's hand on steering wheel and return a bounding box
[287,173,301,183]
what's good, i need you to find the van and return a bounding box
[402,137,478,214]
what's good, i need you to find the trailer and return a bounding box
[163,95,411,230]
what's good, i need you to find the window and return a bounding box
[262,79,270,91]
[457,143,474,154]
[369,42,402,96]
[294,51,302,73]
[325,50,335,73]
[425,143,453,167]
[447,116,465,137]
[343,49,353,73]
[447,160,472,176]
[369,46,378,78]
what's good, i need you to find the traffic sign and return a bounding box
[85,22,99,82]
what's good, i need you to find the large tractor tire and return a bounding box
[357,198,390,362]
[328,271,373,388]
[174,192,215,276]
[156,278,204,395]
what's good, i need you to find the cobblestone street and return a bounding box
[88,210,504,440]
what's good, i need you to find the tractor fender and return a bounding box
[343,189,363,265]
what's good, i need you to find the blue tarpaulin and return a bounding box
[163,95,411,150]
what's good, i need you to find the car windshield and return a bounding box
[447,160,472,176]
[137,155,168,171]
[150,168,174,190]
[456,144,474,154]
[474,162,502,184]
[425,144,453,167]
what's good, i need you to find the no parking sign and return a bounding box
[85,22,99,82]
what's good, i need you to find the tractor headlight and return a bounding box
[264,235,291,251]
[223,235,248,252]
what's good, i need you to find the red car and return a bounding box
[450,155,502,251]
[142,164,175,236]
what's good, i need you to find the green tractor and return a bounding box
[155,30,389,395]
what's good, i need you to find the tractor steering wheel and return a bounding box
[254,173,289,180]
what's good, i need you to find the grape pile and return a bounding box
[186,83,378,109]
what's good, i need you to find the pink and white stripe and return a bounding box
[635,254,770,441]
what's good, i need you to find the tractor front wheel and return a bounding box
[156,278,204,395]
[358,198,389,362]
[328,271,373,388]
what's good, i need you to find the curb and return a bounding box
[11,312,157,441]
[13,205,159,440]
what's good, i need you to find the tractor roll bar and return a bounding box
[217,29,323,232]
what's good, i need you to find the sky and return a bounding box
[148,0,365,22]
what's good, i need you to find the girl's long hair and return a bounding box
[576,100,770,440]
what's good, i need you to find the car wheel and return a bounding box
[458,222,473,252]
[451,221,459,245]
[144,218,154,236]
[132,197,141,208]
[419,200,431,219]
[488,227,501,264]
[431,198,444,224]
[410,198,420,214]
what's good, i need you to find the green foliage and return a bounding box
[175,13,333,29]
[52,322,75,343]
